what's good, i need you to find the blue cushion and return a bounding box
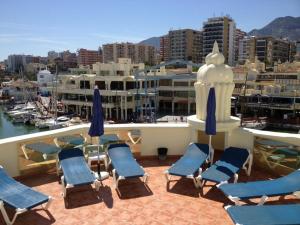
[25,142,61,155]
[220,169,300,199]
[227,204,300,225]
[201,147,249,183]
[58,148,95,186]
[0,168,49,209]
[168,143,209,177]
[108,144,144,178]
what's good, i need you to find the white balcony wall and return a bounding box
[0,123,299,177]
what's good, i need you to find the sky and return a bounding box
[0,0,299,61]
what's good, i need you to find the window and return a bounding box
[95,81,106,90]
[111,81,123,90]
[80,80,90,89]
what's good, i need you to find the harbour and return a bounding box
[0,105,41,139]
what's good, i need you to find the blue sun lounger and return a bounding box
[107,143,149,190]
[218,169,300,205]
[58,148,100,197]
[197,147,252,187]
[21,142,61,160]
[225,204,300,225]
[54,134,86,148]
[0,166,52,225]
[164,143,210,187]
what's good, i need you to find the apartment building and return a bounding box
[102,43,155,65]
[202,16,236,66]
[164,29,202,63]
[238,36,256,64]
[235,29,247,63]
[158,74,196,115]
[256,37,293,66]
[56,58,158,121]
[77,48,102,67]
[159,35,170,62]
[232,59,300,119]
[7,54,37,72]
[296,41,300,61]
[289,42,297,62]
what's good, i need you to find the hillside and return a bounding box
[248,16,300,41]
[139,37,160,49]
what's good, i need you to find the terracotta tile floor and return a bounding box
[1,156,299,225]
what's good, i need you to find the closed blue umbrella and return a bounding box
[205,87,216,164]
[88,86,104,175]
[89,86,104,137]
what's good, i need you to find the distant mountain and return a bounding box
[248,16,300,41]
[139,37,160,49]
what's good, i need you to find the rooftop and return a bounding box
[2,155,299,225]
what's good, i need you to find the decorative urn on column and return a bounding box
[195,41,235,122]
[188,41,240,133]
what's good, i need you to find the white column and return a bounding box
[120,96,124,120]
[172,101,175,115]
[125,96,128,121]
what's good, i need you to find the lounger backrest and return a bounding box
[0,168,27,198]
[25,142,61,154]
[100,134,120,145]
[274,169,300,192]
[186,143,209,158]
[58,148,95,186]
[108,143,134,160]
[57,135,85,146]
[108,143,144,178]
[220,147,249,166]
[58,148,84,161]
[216,147,249,173]
[0,167,49,210]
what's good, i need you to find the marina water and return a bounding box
[0,105,41,139]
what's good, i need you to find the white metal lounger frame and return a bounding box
[112,166,149,191]
[164,143,211,188]
[198,148,253,188]
[127,131,142,145]
[21,144,57,161]
[164,167,204,188]
[221,168,300,206]
[0,166,53,225]
[60,173,101,198]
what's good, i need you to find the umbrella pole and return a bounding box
[209,135,213,164]
[97,144,100,175]
[97,137,101,181]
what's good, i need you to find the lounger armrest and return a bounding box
[216,180,228,188]
[53,138,59,147]
[258,195,269,205]
[198,168,202,175]
[242,149,253,176]
[294,191,300,199]
[224,205,232,210]
[228,195,242,206]
[16,208,27,214]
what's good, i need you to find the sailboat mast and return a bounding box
[54,64,58,121]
